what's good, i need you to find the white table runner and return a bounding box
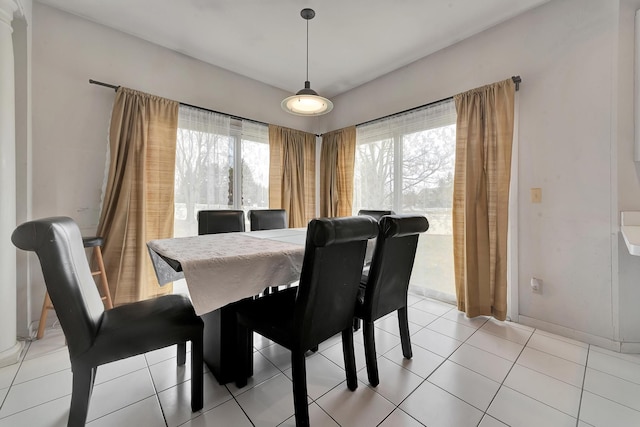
[147,232,305,315]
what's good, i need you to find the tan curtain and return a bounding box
[268,125,316,227]
[96,87,179,305]
[453,78,515,321]
[320,126,356,218]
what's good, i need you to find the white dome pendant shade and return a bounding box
[281,81,333,116]
[281,8,333,116]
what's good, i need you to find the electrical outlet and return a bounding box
[530,277,543,294]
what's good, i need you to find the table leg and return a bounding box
[201,301,253,385]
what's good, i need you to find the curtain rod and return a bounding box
[89,79,270,127]
[355,75,521,128]
[91,75,521,136]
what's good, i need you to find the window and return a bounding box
[354,99,457,299]
[174,105,269,237]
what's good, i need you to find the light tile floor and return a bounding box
[2,294,640,426]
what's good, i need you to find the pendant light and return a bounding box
[281,8,333,116]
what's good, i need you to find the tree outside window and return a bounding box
[174,106,269,237]
[354,100,456,300]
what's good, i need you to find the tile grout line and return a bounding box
[526,336,589,365]
[143,354,171,427]
[0,340,30,415]
[376,310,512,425]
[226,385,256,427]
[0,297,481,426]
[475,325,535,425]
[5,296,448,426]
[588,346,640,365]
[0,394,71,421]
[221,347,273,424]
[410,308,640,425]
[585,360,640,386]
[576,359,640,415]
[0,342,83,422]
[486,333,591,422]
[575,345,590,427]
[240,341,352,425]
[386,308,466,417]
[464,330,588,422]
[16,294,637,426]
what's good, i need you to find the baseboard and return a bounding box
[409,285,456,305]
[620,341,640,354]
[0,341,24,368]
[408,293,640,355]
[517,315,635,353]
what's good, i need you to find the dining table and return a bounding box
[147,228,307,384]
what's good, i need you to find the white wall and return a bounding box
[30,0,640,346]
[322,0,624,344]
[616,0,640,348]
[13,0,32,339]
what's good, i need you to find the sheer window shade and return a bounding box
[353,98,457,299]
[354,99,457,214]
[174,105,269,237]
[356,100,457,144]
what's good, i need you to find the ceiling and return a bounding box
[37,0,550,98]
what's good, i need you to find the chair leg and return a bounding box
[363,320,379,387]
[177,342,186,366]
[353,317,361,331]
[37,292,52,340]
[93,246,113,309]
[291,350,310,427]
[191,336,204,412]
[398,307,413,359]
[341,328,358,391]
[68,365,95,427]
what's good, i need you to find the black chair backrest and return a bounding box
[293,216,378,349]
[363,215,429,320]
[249,209,287,231]
[11,217,105,357]
[197,210,245,235]
[357,210,396,221]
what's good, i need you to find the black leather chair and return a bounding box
[249,209,288,295]
[357,209,396,221]
[357,209,396,266]
[355,214,429,387]
[11,217,203,427]
[197,210,245,235]
[234,216,378,427]
[248,209,287,231]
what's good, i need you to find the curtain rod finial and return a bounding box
[89,79,119,91]
[511,76,521,91]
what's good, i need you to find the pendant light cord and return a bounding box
[306,18,309,82]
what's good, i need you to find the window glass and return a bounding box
[240,124,269,211]
[354,99,456,300]
[174,106,268,237]
[353,138,394,211]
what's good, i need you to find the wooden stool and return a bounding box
[36,236,113,339]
